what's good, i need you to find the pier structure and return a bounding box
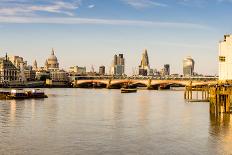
[184,82,209,102]
[195,34,232,114]
[185,82,232,114]
[208,84,232,114]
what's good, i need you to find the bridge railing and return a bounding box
[69,75,218,81]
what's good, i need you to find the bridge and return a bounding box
[72,78,217,89]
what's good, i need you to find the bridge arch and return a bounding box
[109,80,130,89]
[151,80,190,87]
[130,81,149,87]
[74,80,109,88]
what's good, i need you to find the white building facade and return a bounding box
[219,35,232,81]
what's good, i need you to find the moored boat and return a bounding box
[29,89,48,98]
[5,89,48,99]
[121,88,137,93]
[7,89,28,99]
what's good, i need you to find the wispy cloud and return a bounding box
[0,0,81,16]
[0,16,211,30]
[177,0,232,7]
[88,4,95,9]
[123,0,232,8]
[217,0,232,3]
[177,0,208,7]
[122,0,167,9]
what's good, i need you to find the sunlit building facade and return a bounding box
[110,54,125,76]
[219,35,232,80]
[0,54,19,82]
[139,49,150,76]
[45,49,59,71]
[69,66,86,75]
[183,56,195,77]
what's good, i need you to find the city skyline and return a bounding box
[1,2,232,155]
[1,0,232,75]
[1,47,216,76]
[2,48,210,78]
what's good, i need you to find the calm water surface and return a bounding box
[0,88,232,155]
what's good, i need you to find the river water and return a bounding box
[0,88,231,155]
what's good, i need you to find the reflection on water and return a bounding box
[0,88,232,155]
[10,100,16,122]
[209,113,232,155]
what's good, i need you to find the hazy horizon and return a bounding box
[1,0,231,75]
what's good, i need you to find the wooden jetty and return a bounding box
[208,84,232,114]
[185,82,232,114]
[184,85,209,102]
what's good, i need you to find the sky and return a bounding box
[0,0,232,75]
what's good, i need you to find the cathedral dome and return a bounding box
[48,49,58,62]
[45,49,59,70]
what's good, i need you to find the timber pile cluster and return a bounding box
[185,83,232,114]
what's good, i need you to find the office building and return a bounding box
[183,56,195,77]
[110,54,125,76]
[139,49,150,76]
[99,66,105,75]
[163,64,170,76]
[33,60,38,71]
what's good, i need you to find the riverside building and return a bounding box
[9,55,32,81]
[0,54,19,82]
[69,66,86,75]
[219,34,232,81]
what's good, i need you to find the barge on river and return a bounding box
[0,89,48,99]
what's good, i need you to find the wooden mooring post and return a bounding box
[184,84,209,102]
[208,84,232,114]
[185,83,232,114]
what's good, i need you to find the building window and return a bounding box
[219,56,226,62]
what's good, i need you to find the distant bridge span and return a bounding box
[73,79,217,88]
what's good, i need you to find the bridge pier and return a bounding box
[106,79,111,89]
[73,80,78,88]
[146,79,152,90]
